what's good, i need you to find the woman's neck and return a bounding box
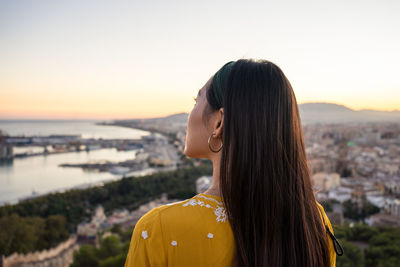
[203,156,221,197]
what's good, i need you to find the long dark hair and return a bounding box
[204,59,331,266]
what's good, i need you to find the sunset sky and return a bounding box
[0,0,399,119]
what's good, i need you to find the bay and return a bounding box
[0,120,151,205]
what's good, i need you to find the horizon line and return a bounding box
[0,102,399,121]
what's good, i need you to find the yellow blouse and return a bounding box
[124,193,336,267]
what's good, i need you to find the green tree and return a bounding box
[44,215,69,247]
[336,240,364,267]
[99,254,126,267]
[0,214,41,255]
[365,245,400,267]
[346,223,378,242]
[343,197,380,221]
[96,235,122,260]
[70,235,130,267]
[70,244,99,267]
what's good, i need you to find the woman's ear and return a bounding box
[213,108,224,138]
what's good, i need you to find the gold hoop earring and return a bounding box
[208,133,223,153]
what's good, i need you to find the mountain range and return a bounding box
[298,102,400,124]
[115,103,400,132]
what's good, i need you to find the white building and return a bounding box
[384,198,400,217]
[327,186,352,203]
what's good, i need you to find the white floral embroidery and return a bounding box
[182,199,205,207]
[182,196,227,223]
[207,233,214,238]
[214,206,227,222]
[171,240,177,246]
[141,230,148,240]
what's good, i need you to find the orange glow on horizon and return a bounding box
[1,100,398,120]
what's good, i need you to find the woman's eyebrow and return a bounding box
[197,89,201,96]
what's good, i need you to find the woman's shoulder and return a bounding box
[136,193,227,229]
[315,201,333,228]
[138,196,194,219]
[134,198,188,227]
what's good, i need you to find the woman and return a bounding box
[125,59,342,266]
